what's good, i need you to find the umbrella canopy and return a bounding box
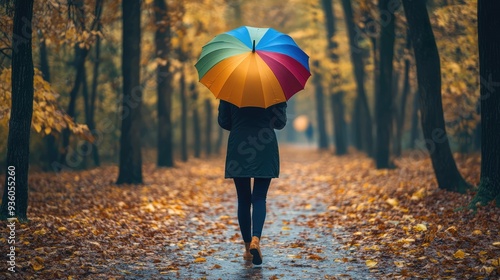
[195,26,311,108]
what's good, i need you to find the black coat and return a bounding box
[218,100,287,178]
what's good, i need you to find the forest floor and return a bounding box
[1,145,499,279]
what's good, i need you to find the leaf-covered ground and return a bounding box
[1,146,499,279]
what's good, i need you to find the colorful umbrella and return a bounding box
[195,26,311,108]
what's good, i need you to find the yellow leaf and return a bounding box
[44,126,51,135]
[492,242,500,247]
[472,230,482,235]
[414,224,428,232]
[194,257,206,263]
[490,258,500,266]
[394,261,404,268]
[31,256,44,271]
[410,188,426,200]
[34,228,47,235]
[453,249,465,259]
[58,227,67,232]
[33,122,42,133]
[366,260,378,268]
[481,266,495,274]
[386,198,398,207]
[282,226,291,231]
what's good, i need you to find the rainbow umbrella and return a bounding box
[195,26,311,108]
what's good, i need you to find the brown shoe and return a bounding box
[249,236,263,265]
[243,242,252,261]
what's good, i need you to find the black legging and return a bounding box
[233,177,271,243]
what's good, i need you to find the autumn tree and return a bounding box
[375,0,396,168]
[312,61,329,150]
[155,0,174,167]
[340,0,373,155]
[59,1,90,167]
[38,31,58,170]
[190,83,202,158]
[0,0,35,221]
[116,0,143,184]
[402,0,469,193]
[320,0,348,155]
[469,0,500,208]
[394,30,412,157]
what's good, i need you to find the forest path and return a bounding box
[1,145,493,280]
[169,146,372,280]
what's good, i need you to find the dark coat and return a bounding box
[218,100,287,178]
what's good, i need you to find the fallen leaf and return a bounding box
[194,257,206,263]
[414,224,427,232]
[366,260,378,268]
[31,256,44,271]
[386,198,398,207]
[453,249,465,259]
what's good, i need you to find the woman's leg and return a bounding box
[251,178,271,238]
[233,177,252,243]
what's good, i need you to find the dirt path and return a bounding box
[2,145,493,279]
[113,146,371,279]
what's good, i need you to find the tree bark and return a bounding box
[180,67,188,162]
[341,0,373,155]
[409,91,420,149]
[155,0,174,167]
[116,0,143,184]
[38,32,59,171]
[394,30,412,156]
[59,46,88,167]
[205,99,213,156]
[89,0,103,167]
[402,0,469,193]
[191,83,202,158]
[0,0,35,222]
[375,0,396,169]
[469,0,500,207]
[321,0,348,155]
[331,93,348,155]
[312,62,329,150]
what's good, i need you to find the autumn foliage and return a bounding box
[0,147,498,278]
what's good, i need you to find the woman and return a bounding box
[218,100,287,265]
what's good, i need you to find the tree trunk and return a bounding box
[154,0,174,167]
[80,66,90,169]
[351,97,362,150]
[331,93,348,155]
[38,33,59,171]
[0,0,35,222]
[402,0,469,193]
[375,0,396,169]
[116,0,143,184]
[321,0,348,155]
[180,67,188,162]
[469,0,500,207]
[394,30,412,156]
[205,99,213,156]
[89,0,103,167]
[191,83,202,158]
[155,0,174,167]
[59,46,88,168]
[312,62,329,150]
[341,0,373,155]
[285,98,297,143]
[409,91,420,149]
